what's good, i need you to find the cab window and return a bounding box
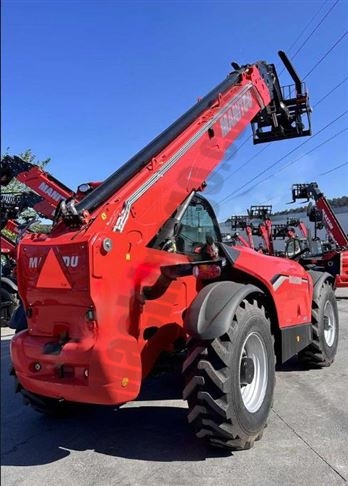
[176,199,220,254]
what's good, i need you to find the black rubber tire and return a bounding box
[298,281,339,367]
[10,301,28,333]
[182,298,275,450]
[12,371,78,417]
[21,389,78,416]
[0,287,19,327]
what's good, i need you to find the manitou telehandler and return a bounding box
[10,51,339,451]
[0,155,74,218]
[288,182,348,287]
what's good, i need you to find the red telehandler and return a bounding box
[229,214,255,248]
[0,155,74,217]
[0,154,75,260]
[1,190,49,326]
[10,51,339,451]
[229,205,274,254]
[288,183,348,287]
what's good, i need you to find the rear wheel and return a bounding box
[298,281,338,367]
[0,287,18,327]
[183,298,275,450]
[10,301,28,333]
[12,369,79,416]
[21,389,76,416]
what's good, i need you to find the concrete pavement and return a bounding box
[1,289,347,486]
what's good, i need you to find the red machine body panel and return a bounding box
[336,251,348,286]
[1,235,17,259]
[13,237,312,404]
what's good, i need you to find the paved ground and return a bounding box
[1,289,347,486]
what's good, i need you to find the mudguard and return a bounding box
[1,277,18,293]
[308,270,334,299]
[184,281,263,339]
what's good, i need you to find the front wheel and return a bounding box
[298,281,339,367]
[183,298,275,450]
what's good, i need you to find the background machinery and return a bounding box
[10,52,338,451]
[288,182,348,287]
[0,157,74,326]
[229,205,274,254]
[0,156,101,326]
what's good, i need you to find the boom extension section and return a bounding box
[0,192,45,230]
[57,51,311,228]
[0,155,73,219]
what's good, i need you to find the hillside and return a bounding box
[274,195,348,216]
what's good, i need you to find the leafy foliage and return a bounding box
[1,149,52,240]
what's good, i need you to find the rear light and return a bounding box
[193,264,221,280]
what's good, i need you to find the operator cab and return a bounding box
[284,237,313,260]
[149,193,222,258]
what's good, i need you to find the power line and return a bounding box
[265,126,348,181]
[320,161,348,175]
[237,120,347,199]
[223,41,347,190]
[286,0,329,57]
[233,127,348,199]
[303,30,348,80]
[215,143,270,185]
[218,110,348,205]
[217,21,347,200]
[235,6,341,154]
[228,20,346,165]
[313,75,348,107]
[236,134,252,150]
[291,0,341,59]
[277,0,339,76]
[218,75,347,185]
[256,158,348,207]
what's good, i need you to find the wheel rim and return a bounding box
[239,332,268,413]
[323,300,336,347]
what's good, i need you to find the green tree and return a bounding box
[1,150,52,239]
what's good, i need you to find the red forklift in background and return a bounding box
[229,205,274,254]
[0,157,75,326]
[288,183,348,288]
[0,156,100,325]
[0,190,46,326]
